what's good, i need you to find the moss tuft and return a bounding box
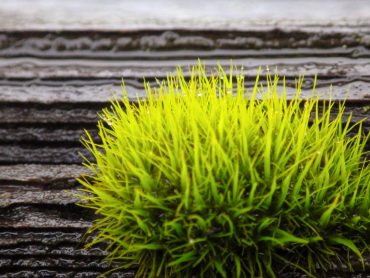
[78,63,370,277]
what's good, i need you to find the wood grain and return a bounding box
[0,11,369,276]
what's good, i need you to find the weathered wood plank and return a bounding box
[0,164,88,185]
[0,30,369,56]
[0,146,90,164]
[0,102,368,124]
[0,84,126,104]
[1,57,370,79]
[0,126,97,143]
[1,129,369,165]
[0,205,92,228]
[0,187,82,208]
[0,230,88,247]
[0,118,369,146]
[0,103,368,164]
[0,106,100,124]
[0,80,369,104]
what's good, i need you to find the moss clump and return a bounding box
[79,63,370,277]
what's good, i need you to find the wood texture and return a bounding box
[1,2,370,276]
[1,0,369,30]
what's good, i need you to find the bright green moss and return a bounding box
[78,63,370,277]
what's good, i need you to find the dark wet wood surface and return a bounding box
[1,2,370,276]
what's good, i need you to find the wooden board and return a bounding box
[0,1,370,277]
